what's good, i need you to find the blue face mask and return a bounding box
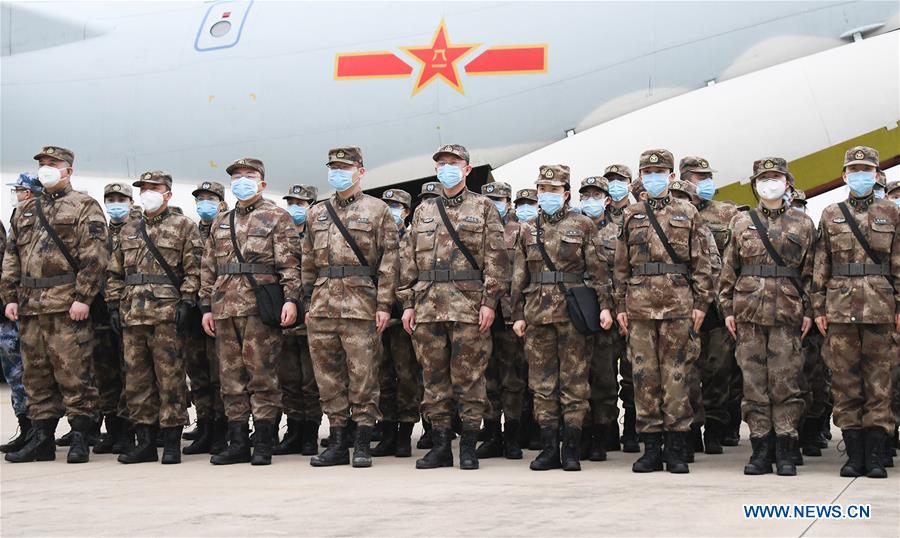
[231,177,259,201]
[196,200,219,221]
[538,192,564,215]
[894,198,900,208]
[390,206,404,226]
[873,189,885,199]
[696,179,716,201]
[437,164,463,189]
[328,169,355,192]
[493,200,508,218]
[642,173,670,198]
[608,180,629,202]
[287,204,307,225]
[516,203,538,222]
[106,202,130,222]
[846,171,876,196]
[581,197,607,218]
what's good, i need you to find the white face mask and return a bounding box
[755,179,787,201]
[37,166,63,188]
[140,190,165,213]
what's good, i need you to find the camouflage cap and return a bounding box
[432,144,470,163]
[843,146,879,169]
[875,170,886,188]
[133,170,173,189]
[536,164,570,187]
[603,164,633,182]
[750,157,794,184]
[481,181,511,199]
[419,181,441,199]
[192,180,226,200]
[33,145,74,166]
[226,157,265,178]
[679,156,716,176]
[579,176,609,194]
[791,189,808,205]
[326,147,363,167]
[639,149,674,171]
[283,184,318,202]
[669,179,697,198]
[886,179,900,194]
[514,188,538,204]
[382,188,412,208]
[104,182,133,200]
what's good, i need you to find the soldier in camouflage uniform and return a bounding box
[512,188,540,450]
[511,166,613,471]
[106,171,202,464]
[719,158,816,476]
[887,180,900,456]
[398,144,508,470]
[200,157,301,466]
[301,147,399,468]
[614,149,713,474]
[812,146,899,479]
[3,146,106,464]
[274,183,322,456]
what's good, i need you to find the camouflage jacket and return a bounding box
[497,216,521,322]
[719,204,815,326]
[107,209,203,326]
[284,225,308,336]
[301,193,399,320]
[606,203,628,234]
[697,199,738,255]
[511,208,611,325]
[397,189,508,324]
[108,220,128,254]
[591,217,618,287]
[200,197,302,320]
[811,195,899,324]
[198,221,213,241]
[1,184,108,315]
[613,197,713,320]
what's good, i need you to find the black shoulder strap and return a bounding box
[643,201,682,264]
[749,210,803,292]
[138,219,183,291]
[534,217,565,291]
[838,202,882,264]
[323,200,370,268]
[34,197,79,271]
[229,209,261,289]
[436,197,480,271]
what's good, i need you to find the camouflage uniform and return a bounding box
[0,220,27,418]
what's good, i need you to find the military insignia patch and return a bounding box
[202,182,211,189]
[672,181,682,189]
[874,218,888,225]
[610,166,619,173]
[317,215,328,221]
[142,173,151,180]
[112,185,121,191]
[293,186,301,193]
[385,190,393,198]
[748,225,757,230]
[672,215,688,221]
[336,151,345,158]
[23,212,33,217]
[633,214,647,220]
[764,160,774,169]
[854,150,865,160]
[587,178,596,184]
[46,147,55,154]
[544,169,554,179]
[700,159,708,168]
[486,185,494,193]
[442,145,453,152]
[833,217,846,223]
[464,216,480,223]
[426,184,435,192]
[649,154,659,163]
[238,159,246,165]
[219,224,231,228]
[422,217,434,223]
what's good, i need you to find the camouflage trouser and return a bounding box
[379,323,423,424]
[307,317,381,428]
[92,326,126,418]
[184,324,224,419]
[413,321,489,431]
[799,330,830,420]
[686,330,704,425]
[698,327,736,427]
[0,320,27,416]
[484,327,526,422]
[18,313,98,421]
[588,329,620,426]
[628,318,694,433]
[734,323,804,438]
[280,333,322,422]
[123,322,188,428]
[525,322,590,429]
[822,323,895,432]
[216,316,283,422]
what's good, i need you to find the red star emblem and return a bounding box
[401,20,480,96]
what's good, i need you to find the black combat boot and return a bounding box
[605,420,621,452]
[621,407,640,453]
[632,432,663,473]
[529,427,561,471]
[562,427,582,472]
[791,437,804,466]
[395,422,414,458]
[0,414,32,454]
[251,420,274,466]
[93,414,120,454]
[690,423,704,454]
[589,424,607,462]
[721,400,741,446]
[459,429,479,470]
[704,421,723,455]
[182,418,212,455]
[744,434,773,475]
[55,428,73,446]
[300,421,320,456]
[209,415,228,455]
[475,420,503,459]
[66,416,93,463]
[112,419,135,454]
[800,417,822,457]
[864,427,887,479]
[352,425,373,468]
[775,435,797,476]
[341,420,357,450]
[820,411,833,442]
[665,431,689,474]
[370,421,397,457]
[182,420,200,441]
[416,428,453,469]
[5,418,58,463]
[840,429,866,477]
[416,420,434,449]
[161,426,183,464]
[272,418,303,455]
[209,422,251,465]
[527,419,541,451]
[503,420,523,460]
[310,426,349,467]
[118,425,159,464]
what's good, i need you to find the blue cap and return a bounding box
[6,172,42,191]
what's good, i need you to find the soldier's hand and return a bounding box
[281,302,298,327]
[478,306,495,333]
[599,309,613,331]
[725,315,737,339]
[815,315,828,335]
[70,301,90,322]
[801,316,812,340]
[616,312,629,335]
[375,311,390,335]
[512,320,526,338]
[691,309,705,333]
[402,308,416,335]
[5,302,18,322]
[202,312,216,337]
[109,308,122,337]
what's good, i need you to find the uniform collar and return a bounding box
[43,183,72,201]
[442,188,468,207]
[237,200,261,214]
[697,200,709,211]
[543,207,568,224]
[847,193,875,211]
[608,204,626,217]
[758,202,787,219]
[647,195,671,211]
[109,221,127,234]
[144,208,170,225]
[334,192,359,208]
[595,217,609,230]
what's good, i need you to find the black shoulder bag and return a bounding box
[323,200,376,285]
[748,210,804,295]
[229,210,286,327]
